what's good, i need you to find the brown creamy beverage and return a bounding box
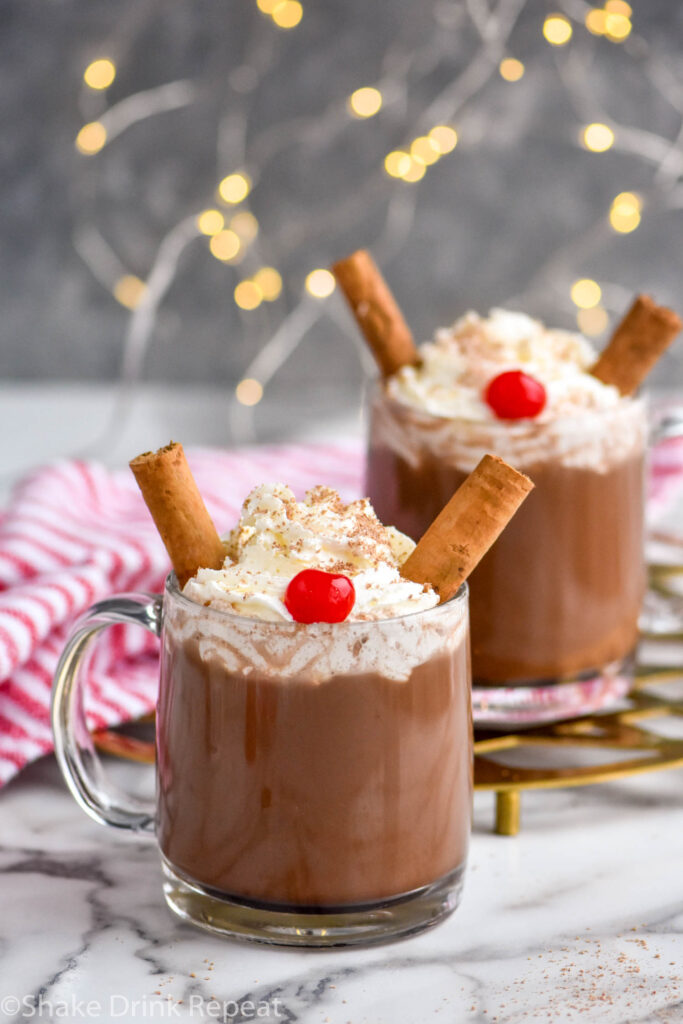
[156,608,471,907]
[368,396,645,683]
[151,482,475,939]
[365,309,649,688]
[56,446,529,945]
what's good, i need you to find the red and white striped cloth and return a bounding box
[0,442,363,787]
[0,434,681,789]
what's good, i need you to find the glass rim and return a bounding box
[369,378,647,430]
[164,572,468,629]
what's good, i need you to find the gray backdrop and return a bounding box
[2,0,682,438]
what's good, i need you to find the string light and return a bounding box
[83,59,116,91]
[542,14,573,46]
[410,136,440,166]
[230,211,259,241]
[71,1,677,453]
[305,269,335,298]
[218,172,251,205]
[197,209,225,236]
[401,159,426,183]
[585,9,608,34]
[253,267,283,301]
[609,191,642,233]
[114,275,146,309]
[75,122,107,155]
[499,58,525,82]
[384,151,412,178]
[604,12,632,41]
[209,230,241,261]
[348,87,383,119]
[385,126,456,183]
[235,378,264,405]
[271,1,303,29]
[571,278,602,309]
[584,3,632,41]
[234,280,263,310]
[577,306,609,336]
[428,125,458,154]
[582,123,615,152]
[605,0,631,15]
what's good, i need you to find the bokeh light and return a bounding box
[253,267,283,301]
[218,172,251,205]
[577,306,609,336]
[609,191,642,233]
[83,59,116,90]
[384,150,412,178]
[234,280,263,310]
[605,0,632,15]
[196,209,225,236]
[348,87,383,118]
[305,269,336,298]
[499,58,525,82]
[571,278,602,309]
[585,3,632,40]
[271,1,303,29]
[114,275,146,309]
[75,122,107,155]
[604,12,632,40]
[585,9,607,34]
[582,123,615,152]
[235,378,264,406]
[428,125,458,154]
[543,14,573,46]
[209,230,241,261]
[230,211,259,241]
[401,160,426,183]
[410,136,440,166]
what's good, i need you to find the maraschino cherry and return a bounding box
[285,568,356,624]
[484,370,547,420]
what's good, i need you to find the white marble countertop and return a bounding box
[0,384,682,1023]
[1,754,682,1023]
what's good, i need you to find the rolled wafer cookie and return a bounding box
[130,442,226,587]
[401,454,534,604]
[332,249,418,377]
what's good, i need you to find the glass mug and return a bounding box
[367,388,683,726]
[52,575,472,947]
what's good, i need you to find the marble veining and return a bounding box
[0,755,682,1023]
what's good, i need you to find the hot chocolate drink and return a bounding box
[54,442,529,947]
[158,614,470,908]
[157,485,471,913]
[366,309,648,688]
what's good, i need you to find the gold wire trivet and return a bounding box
[474,667,683,835]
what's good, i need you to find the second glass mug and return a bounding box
[367,388,683,725]
[52,575,472,947]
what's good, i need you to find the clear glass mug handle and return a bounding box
[642,411,683,636]
[51,592,162,833]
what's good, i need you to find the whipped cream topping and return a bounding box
[386,309,623,422]
[183,484,438,622]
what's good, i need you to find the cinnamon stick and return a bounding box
[590,294,681,396]
[401,454,533,604]
[332,249,418,377]
[130,442,226,587]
